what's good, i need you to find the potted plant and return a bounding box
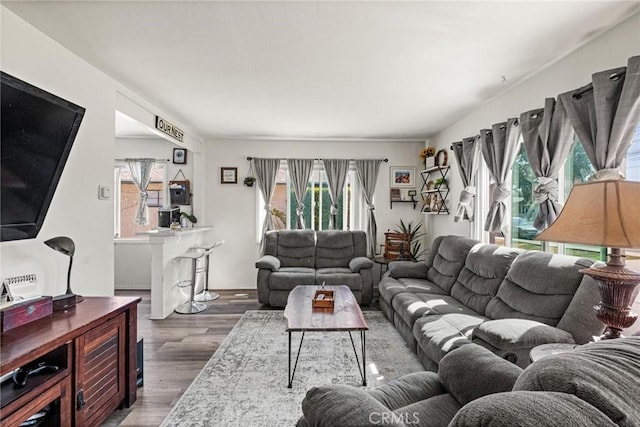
[394,219,427,261]
[434,177,448,189]
[244,176,256,187]
[180,211,197,228]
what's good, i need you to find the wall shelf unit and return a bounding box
[420,166,450,214]
[389,198,418,209]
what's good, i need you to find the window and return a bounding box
[555,138,600,259]
[626,124,640,271]
[114,162,167,237]
[509,141,540,250]
[257,161,355,238]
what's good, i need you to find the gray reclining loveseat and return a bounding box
[256,230,374,307]
[380,235,604,370]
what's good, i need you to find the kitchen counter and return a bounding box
[138,226,216,319]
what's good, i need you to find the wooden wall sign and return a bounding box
[155,116,184,142]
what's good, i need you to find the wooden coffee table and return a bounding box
[284,285,368,388]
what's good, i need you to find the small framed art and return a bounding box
[173,148,187,164]
[220,167,238,184]
[389,166,416,188]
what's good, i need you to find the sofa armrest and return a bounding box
[301,385,406,427]
[473,319,576,351]
[255,255,281,271]
[349,256,374,273]
[388,261,427,279]
[439,343,522,406]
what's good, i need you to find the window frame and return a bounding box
[113,161,168,238]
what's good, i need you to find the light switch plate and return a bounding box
[98,185,111,200]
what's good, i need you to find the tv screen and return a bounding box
[1,71,85,242]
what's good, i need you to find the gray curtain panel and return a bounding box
[287,159,314,229]
[481,118,521,234]
[520,98,574,231]
[253,158,281,252]
[452,135,481,223]
[355,160,382,258]
[322,159,350,230]
[559,55,640,181]
[125,158,156,225]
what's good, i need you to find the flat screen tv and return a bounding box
[1,71,85,242]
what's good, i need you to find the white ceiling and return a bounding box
[4,1,640,140]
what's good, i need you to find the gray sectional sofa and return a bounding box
[379,235,604,370]
[255,230,374,307]
[298,337,640,427]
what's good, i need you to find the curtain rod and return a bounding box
[246,157,388,162]
[572,70,626,100]
[115,158,170,162]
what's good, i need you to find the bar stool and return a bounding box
[192,240,225,302]
[174,251,208,314]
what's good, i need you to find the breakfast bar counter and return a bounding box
[138,227,215,319]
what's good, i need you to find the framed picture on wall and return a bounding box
[389,166,416,188]
[173,148,187,164]
[220,167,238,184]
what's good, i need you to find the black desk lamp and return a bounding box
[44,236,84,304]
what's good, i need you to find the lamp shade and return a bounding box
[536,180,640,248]
[44,236,75,257]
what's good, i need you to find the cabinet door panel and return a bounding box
[75,313,126,427]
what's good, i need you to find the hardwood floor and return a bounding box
[102,289,267,426]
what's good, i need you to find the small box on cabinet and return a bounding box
[312,290,334,309]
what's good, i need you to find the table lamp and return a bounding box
[44,236,84,304]
[536,180,640,339]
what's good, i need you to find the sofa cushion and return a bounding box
[514,337,640,427]
[269,267,316,290]
[393,394,461,427]
[315,231,366,268]
[265,230,316,268]
[413,314,486,366]
[379,276,448,306]
[485,251,593,326]
[315,268,362,290]
[450,244,521,315]
[393,293,479,329]
[473,319,575,350]
[368,371,445,410]
[439,344,522,406]
[450,391,617,427]
[426,236,478,294]
[301,385,404,427]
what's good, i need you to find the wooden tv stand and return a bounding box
[0,296,140,427]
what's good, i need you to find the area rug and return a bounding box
[160,310,424,426]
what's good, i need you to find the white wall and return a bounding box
[0,7,204,297]
[1,8,118,296]
[426,12,640,244]
[202,139,425,289]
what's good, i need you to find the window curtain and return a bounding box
[355,160,381,258]
[559,55,640,181]
[322,159,350,230]
[125,158,156,225]
[481,118,521,234]
[253,158,281,252]
[287,159,314,229]
[520,98,575,230]
[452,135,481,222]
